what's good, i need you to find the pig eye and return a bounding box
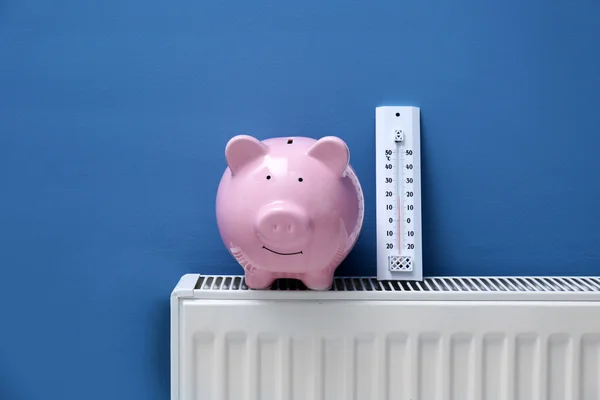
[298,177,303,182]
[266,175,271,180]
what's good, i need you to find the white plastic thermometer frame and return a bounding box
[375,106,423,281]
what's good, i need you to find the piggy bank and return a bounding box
[215,135,364,290]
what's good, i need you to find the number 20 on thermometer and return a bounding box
[375,106,423,281]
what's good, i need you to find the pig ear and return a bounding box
[225,135,268,175]
[306,136,350,177]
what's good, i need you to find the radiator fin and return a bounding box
[194,275,600,292]
[290,337,312,400]
[183,331,600,400]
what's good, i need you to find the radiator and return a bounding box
[171,274,600,400]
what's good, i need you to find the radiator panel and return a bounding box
[171,275,600,400]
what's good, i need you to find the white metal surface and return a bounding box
[375,106,423,281]
[171,274,600,400]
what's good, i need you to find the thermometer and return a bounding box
[375,106,423,281]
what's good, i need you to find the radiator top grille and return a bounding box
[194,275,600,293]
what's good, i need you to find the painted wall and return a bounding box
[1,0,599,398]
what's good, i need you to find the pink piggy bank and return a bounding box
[215,135,364,290]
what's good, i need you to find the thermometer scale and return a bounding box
[375,106,423,281]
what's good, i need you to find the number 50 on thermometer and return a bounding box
[375,106,423,281]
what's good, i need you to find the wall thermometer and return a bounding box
[375,106,423,281]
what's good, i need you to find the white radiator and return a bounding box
[171,274,600,400]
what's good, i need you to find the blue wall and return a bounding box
[1,0,599,398]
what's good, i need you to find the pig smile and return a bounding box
[262,246,303,256]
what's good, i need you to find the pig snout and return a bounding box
[255,202,311,248]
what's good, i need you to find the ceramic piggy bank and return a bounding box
[215,135,364,290]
